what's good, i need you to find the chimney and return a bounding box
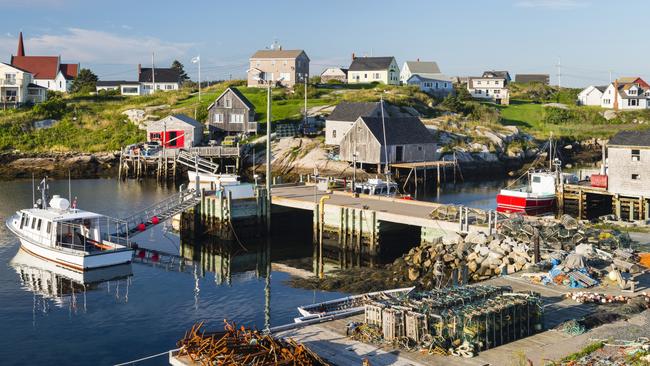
[417,58,420,62]
[352,52,356,61]
[138,63,142,76]
[17,31,25,57]
[613,79,619,111]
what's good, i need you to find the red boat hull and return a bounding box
[496,193,555,216]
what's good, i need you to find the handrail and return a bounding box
[120,189,199,233]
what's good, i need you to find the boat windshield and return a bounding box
[54,217,129,253]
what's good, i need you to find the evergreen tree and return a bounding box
[70,68,98,93]
[171,60,190,82]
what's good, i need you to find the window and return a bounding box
[20,214,26,229]
[214,113,223,123]
[418,146,423,151]
[271,60,276,66]
[476,90,482,94]
[495,89,500,94]
[632,149,640,161]
[28,88,40,95]
[494,80,499,85]
[165,84,173,90]
[629,89,637,95]
[364,73,368,79]
[603,99,611,104]
[31,217,37,229]
[332,130,336,138]
[225,98,232,108]
[629,99,638,106]
[37,219,42,231]
[4,73,16,85]
[231,114,244,123]
[477,81,482,85]
[46,221,52,234]
[122,87,139,94]
[533,176,541,183]
[374,73,380,79]
[435,82,439,89]
[632,174,640,180]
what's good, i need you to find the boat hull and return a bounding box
[496,193,555,216]
[18,238,133,271]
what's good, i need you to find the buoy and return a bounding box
[152,252,159,262]
[151,216,160,225]
[137,223,146,232]
[138,250,146,259]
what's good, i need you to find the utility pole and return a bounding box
[557,57,561,89]
[198,55,201,103]
[266,82,272,231]
[380,96,389,176]
[152,52,156,94]
[303,73,308,130]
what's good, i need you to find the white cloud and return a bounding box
[0,28,194,64]
[515,0,589,9]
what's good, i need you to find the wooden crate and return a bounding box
[382,308,405,341]
[405,311,428,342]
[365,303,385,326]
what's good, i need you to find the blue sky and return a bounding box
[1,0,648,87]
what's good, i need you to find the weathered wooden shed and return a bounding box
[339,116,437,165]
[146,114,203,149]
[207,87,257,136]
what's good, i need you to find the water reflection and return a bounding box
[10,248,132,316]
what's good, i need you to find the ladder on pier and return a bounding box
[176,150,219,174]
[120,189,201,237]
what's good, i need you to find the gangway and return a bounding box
[176,150,219,175]
[119,188,201,237]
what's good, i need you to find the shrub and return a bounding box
[543,107,574,124]
[33,98,68,119]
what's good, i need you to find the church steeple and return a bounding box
[17,32,25,57]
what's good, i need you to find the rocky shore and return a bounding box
[0,152,119,180]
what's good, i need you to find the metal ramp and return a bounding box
[176,150,219,174]
[119,189,201,237]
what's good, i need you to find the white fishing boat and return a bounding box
[187,171,255,199]
[295,286,414,321]
[6,178,133,271]
[353,178,399,196]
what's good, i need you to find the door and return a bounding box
[395,146,404,162]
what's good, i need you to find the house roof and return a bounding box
[321,67,348,75]
[608,130,650,147]
[59,63,78,80]
[27,83,47,89]
[594,85,608,93]
[404,61,440,74]
[0,62,31,74]
[96,80,140,86]
[208,87,255,111]
[139,67,180,83]
[250,49,307,60]
[358,116,436,145]
[408,73,452,82]
[327,102,380,121]
[148,114,203,130]
[349,57,395,71]
[482,70,510,79]
[10,55,60,79]
[514,74,549,83]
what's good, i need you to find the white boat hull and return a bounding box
[19,238,133,271]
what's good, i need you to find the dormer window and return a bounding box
[225,98,232,108]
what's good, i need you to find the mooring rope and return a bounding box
[113,348,179,366]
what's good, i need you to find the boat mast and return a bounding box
[548,133,553,171]
[40,177,48,209]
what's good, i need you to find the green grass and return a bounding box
[560,341,604,363]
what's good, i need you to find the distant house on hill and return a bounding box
[0,62,47,106]
[401,61,453,97]
[96,81,142,96]
[347,56,399,85]
[146,114,203,149]
[10,32,78,92]
[339,116,437,166]
[577,85,607,106]
[515,74,550,85]
[467,71,510,105]
[320,67,347,83]
[206,87,257,136]
[247,47,310,88]
[601,78,650,110]
[138,65,181,94]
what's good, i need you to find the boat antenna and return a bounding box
[548,132,553,171]
[32,173,35,208]
[68,170,72,206]
[380,96,390,179]
[40,176,48,209]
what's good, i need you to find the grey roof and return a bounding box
[171,114,203,128]
[514,74,549,84]
[349,57,395,71]
[608,130,650,147]
[139,67,180,83]
[250,49,308,60]
[27,83,46,88]
[482,70,511,79]
[595,85,608,93]
[327,102,380,121]
[408,73,452,82]
[405,61,440,74]
[209,87,255,111]
[359,116,436,145]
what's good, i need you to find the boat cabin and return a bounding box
[354,178,398,196]
[529,172,557,195]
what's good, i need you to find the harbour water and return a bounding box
[0,178,506,365]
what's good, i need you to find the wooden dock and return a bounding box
[558,183,650,221]
[271,184,497,254]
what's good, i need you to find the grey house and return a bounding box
[339,116,437,166]
[207,87,257,136]
[325,102,383,145]
[607,130,650,197]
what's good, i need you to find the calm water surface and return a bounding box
[0,178,505,365]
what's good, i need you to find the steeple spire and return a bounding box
[17,32,25,57]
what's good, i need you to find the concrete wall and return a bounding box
[608,146,650,197]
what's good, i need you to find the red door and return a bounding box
[163,131,185,148]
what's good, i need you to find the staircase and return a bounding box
[176,150,219,174]
[120,189,201,237]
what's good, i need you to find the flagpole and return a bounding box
[198,54,201,103]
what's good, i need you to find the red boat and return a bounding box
[497,172,557,215]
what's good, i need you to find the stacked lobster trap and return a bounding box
[357,285,544,356]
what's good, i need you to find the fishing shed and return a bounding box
[146,114,203,149]
[339,116,437,167]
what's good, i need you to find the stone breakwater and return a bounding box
[0,152,119,180]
